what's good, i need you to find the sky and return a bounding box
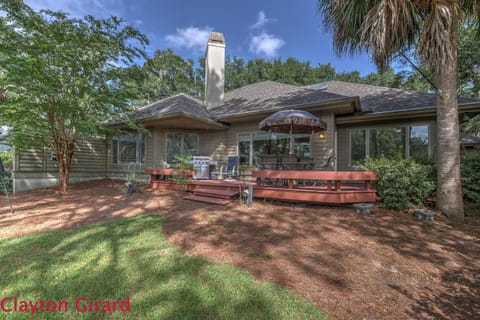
[25,0,378,75]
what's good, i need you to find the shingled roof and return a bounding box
[134,93,214,122]
[129,80,480,125]
[209,80,352,118]
[309,81,480,113]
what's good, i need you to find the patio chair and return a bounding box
[220,156,239,180]
[299,157,315,170]
[318,154,336,170]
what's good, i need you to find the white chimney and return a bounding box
[204,32,225,109]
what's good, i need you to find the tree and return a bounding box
[318,0,480,222]
[458,24,480,98]
[140,49,198,104]
[0,0,148,193]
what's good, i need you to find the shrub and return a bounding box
[362,156,435,210]
[461,153,480,202]
[171,155,194,188]
[0,151,13,193]
[0,150,13,170]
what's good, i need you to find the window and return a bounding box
[349,125,430,165]
[409,125,429,160]
[238,132,311,165]
[368,127,406,159]
[112,133,145,164]
[166,133,198,164]
[350,129,366,166]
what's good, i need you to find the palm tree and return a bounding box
[318,0,480,222]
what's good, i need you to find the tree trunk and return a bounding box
[55,140,75,194]
[436,48,464,222]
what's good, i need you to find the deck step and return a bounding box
[193,188,239,199]
[183,195,231,206]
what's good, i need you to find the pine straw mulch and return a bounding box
[0,179,479,320]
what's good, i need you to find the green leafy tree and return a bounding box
[318,0,480,222]
[458,23,480,98]
[0,0,148,193]
[140,49,198,104]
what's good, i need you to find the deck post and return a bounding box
[247,184,253,208]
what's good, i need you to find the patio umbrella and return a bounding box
[259,109,327,154]
[259,109,327,134]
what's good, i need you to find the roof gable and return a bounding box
[135,93,213,122]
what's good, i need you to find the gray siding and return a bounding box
[13,138,107,193]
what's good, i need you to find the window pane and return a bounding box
[271,133,290,156]
[369,128,405,159]
[293,134,311,158]
[167,133,182,164]
[183,134,198,157]
[112,139,118,164]
[410,125,429,160]
[238,133,251,165]
[119,134,137,163]
[138,134,145,164]
[351,129,366,165]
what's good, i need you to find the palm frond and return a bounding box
[361,0,420,70]
[318,0,374,56]
[418,0,461,68]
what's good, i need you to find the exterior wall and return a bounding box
[146,128,227,167]
[310,112,335,168]
[13,138,107,193]
[336,119,437,171]
[198,130,228,162]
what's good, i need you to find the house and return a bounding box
[11,32,480,193]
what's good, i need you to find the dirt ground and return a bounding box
[1,179,479,320]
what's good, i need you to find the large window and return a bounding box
[166,133,198,164]
[349,124,430,166]
[238,132,312,165]
[112,133,145,164]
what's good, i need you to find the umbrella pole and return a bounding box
[268,129,272,154]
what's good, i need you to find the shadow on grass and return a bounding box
[0,215,324,320]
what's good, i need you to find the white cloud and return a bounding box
[165,26,213,52]
[249,32,285,57]
[250,11,271,30]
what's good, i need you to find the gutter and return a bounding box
[138,112,229,129]
[336,102,480,125]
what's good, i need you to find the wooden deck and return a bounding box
[146,169,378,204]
[252,170,378,204]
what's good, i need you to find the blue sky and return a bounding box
[26,0,378,75]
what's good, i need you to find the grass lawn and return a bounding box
[0,214,325,320]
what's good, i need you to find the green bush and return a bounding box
[362,156,435,210]
[461,153,480,202]
[0,151,13,193]
[0,150,13,170]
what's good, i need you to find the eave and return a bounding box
[335,102,480,125]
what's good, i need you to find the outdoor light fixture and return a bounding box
[318,132,325,139]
